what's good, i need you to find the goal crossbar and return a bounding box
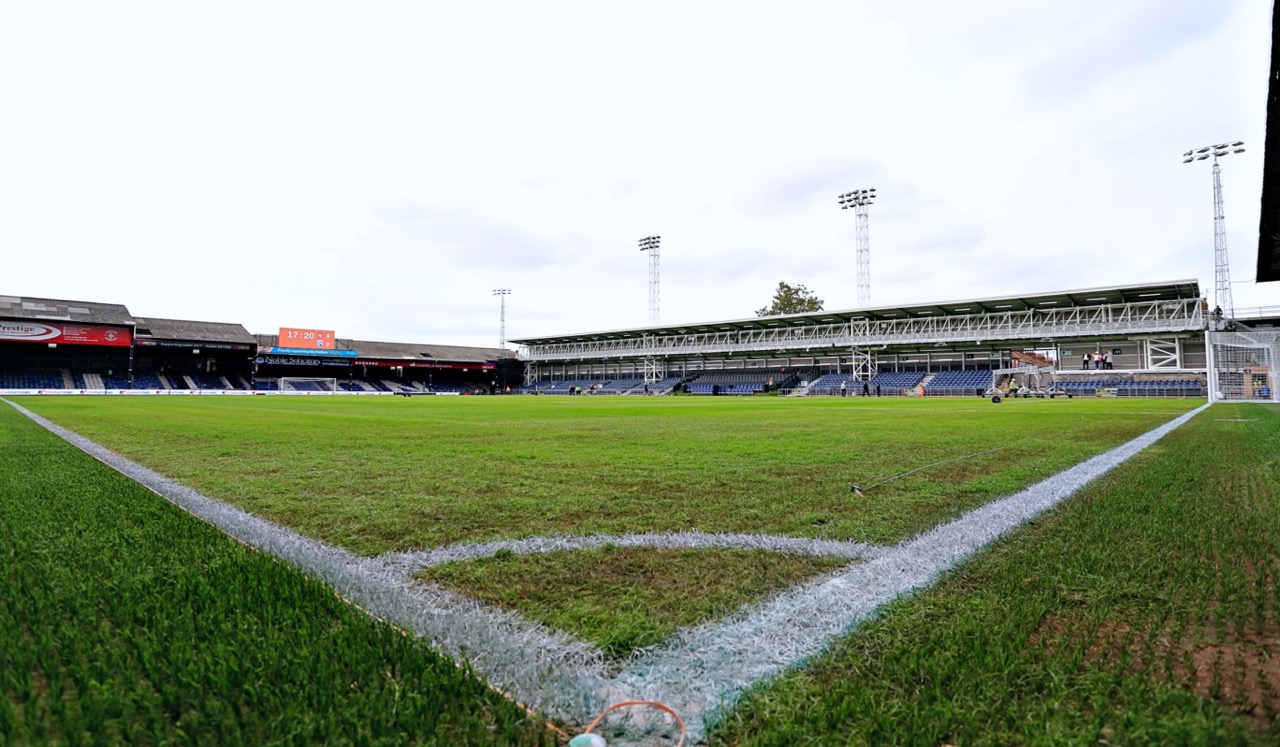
[277,377,339,394]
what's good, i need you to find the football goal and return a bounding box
[278,377,339,393]
[1207,322,1278,402]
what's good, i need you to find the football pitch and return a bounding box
[4,395,1278,745]
[12,396,1199,555]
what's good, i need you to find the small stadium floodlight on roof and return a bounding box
[1183,150,1194,157]
[1233,147,1245,154]
[1196,147,1211,153]
[1231,140,1244,146]
[1197,154,1210,160]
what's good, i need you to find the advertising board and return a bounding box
[0,321,132,347]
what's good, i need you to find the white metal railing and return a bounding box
[519,300,1204,363]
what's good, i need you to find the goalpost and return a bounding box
[278,377,339,394]
[1207,322,1278,402]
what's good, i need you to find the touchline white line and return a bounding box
[5,398,1208,745]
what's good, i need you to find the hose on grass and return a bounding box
[571,700,686,747]
[851,447,1006,495]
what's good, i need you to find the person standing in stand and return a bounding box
[1082,352,1090,370]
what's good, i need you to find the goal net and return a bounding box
[278,377,339,393]
[1207,322,1278,402]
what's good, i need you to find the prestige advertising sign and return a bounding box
[0,321,132,347]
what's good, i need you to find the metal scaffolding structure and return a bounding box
[849,346,875,381]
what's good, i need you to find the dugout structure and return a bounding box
[1207,322,1279,402]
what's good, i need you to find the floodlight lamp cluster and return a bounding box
[1182,141,1244,163]
[837,188,876,208]
[493,288,511,296]
[638,236,661,252]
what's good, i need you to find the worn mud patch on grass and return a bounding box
[1033,609,1280,729]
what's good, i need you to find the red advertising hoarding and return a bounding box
[355,360,494,370]
[0,321,132,347]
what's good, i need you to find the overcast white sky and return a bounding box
[3,1,1278,349]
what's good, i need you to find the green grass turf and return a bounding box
[15,396,1199,557]
[419,547,851,658]
[707,402,1280,745]
[9,394,1273,742]
[0,404,553,746]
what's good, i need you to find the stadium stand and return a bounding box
[0,369,67,389]
[870,371,926,392]
[73,372,126,389]
[1053,376,1205,397]
[184,374,234,390]
[340,380,381,392]
[680,369,796,395]
[540,379,604,394]
[131,372,166,389]
[71,372,95,389]
[805,373,857,395]
[431,383,474,394]
[279,379,332,392]
[596,378,644,394]
[379,379,422,393]
[0,284,1239,399]
[922,370,991,396]
[644,375,686,395]
[102,373,132,389]
[804,370,930,396]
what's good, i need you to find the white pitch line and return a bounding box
[608,403,1208,741]
[4,397,1209,745]
[4,399,615,722]
[380,531,883,574]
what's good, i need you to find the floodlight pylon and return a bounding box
[493,288,511,350]
[1183,143,1244,319]
[639,236,661,324]
[838,189,876,307]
